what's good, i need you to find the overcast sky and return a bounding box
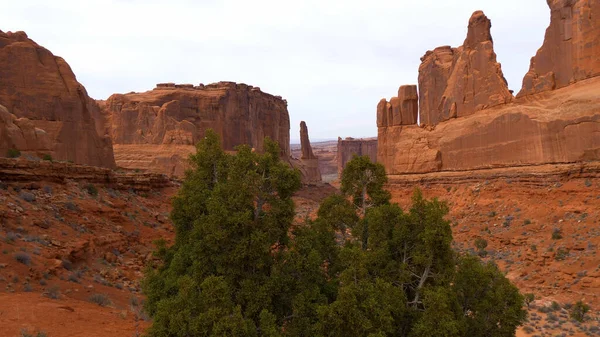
[1,0,550,143]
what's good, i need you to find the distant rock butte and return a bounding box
[377,5,600,175]
[418,11,513,126]
[103,82,290,176]
[337,137,377,176]
[295,121,321,183]
[0,30,115,168]
[518,0,600,97]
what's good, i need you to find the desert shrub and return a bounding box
[61,259,73,271]
[555,248,569,261]
[84,184,98,197]
[7,148,21,158]
[552,228,563,240]
[42,154,53,161]
[19,191,36,202]
[20,329,48,337]
[551,301,561,311]
[524,219,532,225]
[14,252,31,265]
[45,285,60,299]
[42,185,53,195]
[570,300,590,322]
[4,231,18,243]
[524,293,535,308]
[90,293,112,307]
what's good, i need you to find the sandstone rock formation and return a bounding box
[377,85,418,127]
[296,121,321,183]
[103,82,290,176]
[378,7,600,175]
[418,11,513,126]
[0,104,51,155]
[0,30,115,167]
[337,137,377,175]
[518,0,600,97]
[379,68,600,174]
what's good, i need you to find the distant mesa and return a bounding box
[337,137,377,176]
[103,81,291,177]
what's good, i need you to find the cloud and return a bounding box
[1,0,550,142]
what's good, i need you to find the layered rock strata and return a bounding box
[103,82,291,176]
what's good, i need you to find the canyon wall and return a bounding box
[0,31,115,168]
[378,4,600,175]
[103,82,291,177]
[337,137,377,175]
[518,0,600,97]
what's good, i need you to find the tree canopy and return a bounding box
[143,144,526,337]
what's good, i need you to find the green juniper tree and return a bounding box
[143,146,527,337]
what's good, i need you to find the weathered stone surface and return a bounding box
[0,30,115,167]
[0,104,51,155]
[337,137,377,175]
[103,82,290,176]
[296,121,321,183]
[0,157,170,191]
[378,77,600,174]
[377,85,418,127]
[518,0,600,97]
[418,11,513,126]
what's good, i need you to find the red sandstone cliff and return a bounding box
[377,6,600,175]
[337,137,377,176]
[519,0,600,97]
[103,82,291,176]
[418,11,513,126]
[0,31,115,168]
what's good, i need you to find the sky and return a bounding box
[1,0,550,143]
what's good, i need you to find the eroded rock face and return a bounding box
[337,137,378,175]
[518,0,600,97]
[379,77,600,174]
[377,85,418,127]
[0,104,51,155]
[296,121,321,183]
[0,30,115,167]
[377,7,600,175]
[104,82,290,176]
[418,11,513,126]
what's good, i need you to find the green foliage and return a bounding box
[524,293,535,308]
[42,154,53,161]
[143,140,526,337]
[143,131,305,337]
[84,184,98,197]
[340,155,390,214]
[7,148,21,158]
[570,300,590,322]
[552,228,563,240]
